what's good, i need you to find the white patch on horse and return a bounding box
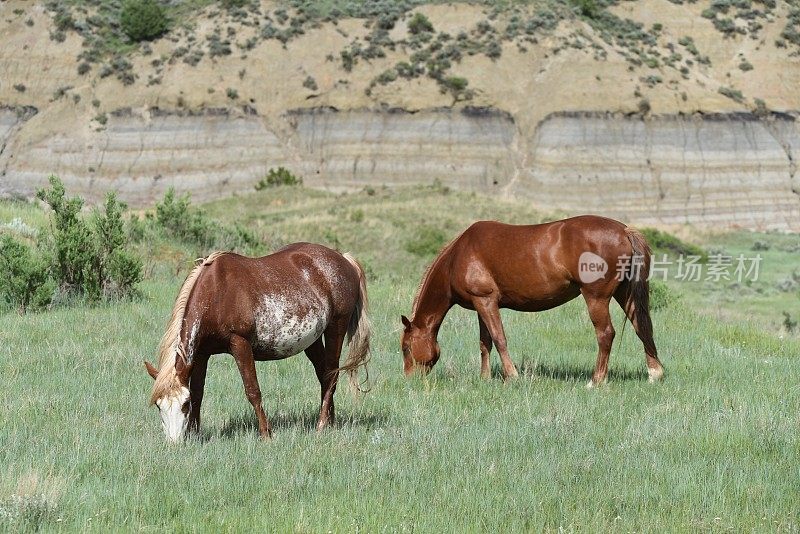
[186,319,200,362]
[254,294,328,357]
[647,366,664,383]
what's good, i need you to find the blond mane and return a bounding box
[410,229,466,319]
[150,251,227,404]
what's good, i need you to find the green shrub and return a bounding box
[648,279,678,311]
[783,311,797,334]
[302,76,318,90]
[0,235,55,313]
[36,176,142,302]
[37,177,98,297]
[405,226,447,257]
[350,209,365,223]
[255,167,302,189]
[753,98,768,117]
[154,188,215,247]
[718,86,744,103]
[94,194,143,298]
[408,13,434,35]
[120,0,168,42]
[440,75,471,101]
[573,0,599,18]
[641,227,706,259]
[152,188,260,252]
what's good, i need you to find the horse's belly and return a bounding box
[253,294,329,358]
[502,283,582,312]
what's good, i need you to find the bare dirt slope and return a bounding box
[1,0,799,229]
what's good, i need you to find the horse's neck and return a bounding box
[412,258,452,333]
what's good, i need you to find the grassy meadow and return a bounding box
[1,186,799,532]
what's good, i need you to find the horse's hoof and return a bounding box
[647,367,664,383]
[503,371,519,382]
[586,378,607,389]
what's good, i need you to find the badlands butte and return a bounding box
[1,0,799,230]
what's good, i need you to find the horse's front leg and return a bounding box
[187,355,209,435]
[474,297,519,380]
[230,335,272,439]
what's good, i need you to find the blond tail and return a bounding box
[339,253,371,393]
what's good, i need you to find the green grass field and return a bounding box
[1,186,799,532]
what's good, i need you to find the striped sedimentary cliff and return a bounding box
[0,106,798,230]
[289,107,517,192]
[0,106,36,178]
[516,112,800,230]
[0,107,293,205]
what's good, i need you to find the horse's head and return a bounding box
[400,315,440,375]
[145,359,191,443]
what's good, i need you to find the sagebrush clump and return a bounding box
[120,0,168,42]
[0,176,142,313]
[641,227,707,260]
[149,188,261,252]
[37,176,143,303]
[255,167,303,189]
[405,226,447,257]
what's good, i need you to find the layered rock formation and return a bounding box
[1,106,798,230]
[1,108,292,205]
[291,108,517,192]
[518,112,800,230]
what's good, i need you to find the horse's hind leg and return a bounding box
[305,335,336,431]
[474,297,518,380]
[230,335,272,439]
[613,285,664,383]
[312,319,348,432]
[583,294,615,388]
[478,316,493,379]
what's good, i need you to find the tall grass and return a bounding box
[0,186,798,531]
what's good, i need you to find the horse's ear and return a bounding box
[144,361,158,380]
[401,315,412,331]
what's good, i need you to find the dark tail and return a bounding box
[624,228,657,356]
[339,253,371,393]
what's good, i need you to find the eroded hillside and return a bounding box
[1,0,799,229]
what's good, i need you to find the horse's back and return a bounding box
[449,216,632,310]
[189,244,360,359]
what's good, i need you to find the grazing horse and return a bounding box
[145,243,370,442]
[400,216,664,387]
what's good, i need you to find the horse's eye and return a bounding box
[181,401,190,415]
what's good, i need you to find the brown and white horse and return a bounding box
[401,216,664,387]
[145,243,370,442]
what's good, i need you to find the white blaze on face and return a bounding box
[156,386,190,442]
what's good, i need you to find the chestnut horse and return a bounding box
[145,243,370,442]
[400,216,663,387]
